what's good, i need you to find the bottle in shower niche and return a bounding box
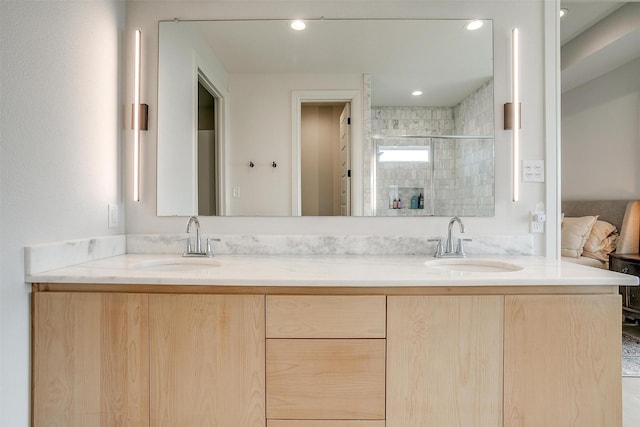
[419,193,424,209]
[397,198,402,209]
[411,195,418,209]
[389,185,399,209]
[393,198,398,209]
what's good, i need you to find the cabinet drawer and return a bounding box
[611,257,640,276]
[266,339,385,420]
[266,295,385,338]
[268,422,385,427]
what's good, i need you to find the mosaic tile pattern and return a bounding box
[370,79,494,217]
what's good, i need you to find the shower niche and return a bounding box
[373,135,494,217]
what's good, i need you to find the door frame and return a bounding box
[291,90,363,216]
[196,67,228,216]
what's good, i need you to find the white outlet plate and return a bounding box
[530,210,545,234]
[108,204,119,228]
[531,221,544,233]
[232,187,240,198]
[523,160,545,182]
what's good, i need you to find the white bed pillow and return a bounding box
[582,220,618,262]
[561,215,598,258]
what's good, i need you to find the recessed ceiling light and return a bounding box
[560,8,568,18]
[291,20,306,31]
[412,90,423,96]
[466,20,484,31]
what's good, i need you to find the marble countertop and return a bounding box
[25,254,639,287]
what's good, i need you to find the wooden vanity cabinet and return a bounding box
[32,292,265,427]
[149,294,265,427]
[387,294,622,427]
[387,296,504,427]
[32,286,623,427]
[266,296,386,422]
[32,292,149,426]
[504,294,621,426]
[268,422,385,427]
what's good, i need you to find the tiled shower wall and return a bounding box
[451,79,494,216]
[370,78,494,217]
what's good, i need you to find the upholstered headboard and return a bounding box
[561,200,640,254]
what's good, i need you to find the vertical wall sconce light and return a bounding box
[504,27,521,202]
[132,29,148,202]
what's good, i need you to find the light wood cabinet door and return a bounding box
[149,294,265,427]
[32,292,149,427]
[267,339,385,420]
[504,295,621,427]
[387,295,503,427]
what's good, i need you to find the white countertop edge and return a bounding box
[25,254,639,287]
[25,235,126,276]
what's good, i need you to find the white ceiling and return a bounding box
[194,19,493,107]
[560,1,625,44]
[561,1,640,92]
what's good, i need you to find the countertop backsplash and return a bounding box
[25,234,533,276]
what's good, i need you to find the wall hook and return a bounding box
[249,161,254,168]
[272,161,277,168]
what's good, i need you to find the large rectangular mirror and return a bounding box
[157,19,494,217]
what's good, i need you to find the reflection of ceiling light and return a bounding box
[378,146,430,162]
[291,20,306,31]
[412,90,423,96]
[560,8,568,18]
[466,20,484,31]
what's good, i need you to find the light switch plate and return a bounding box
[523,160,545,182]
[108,204,119,228]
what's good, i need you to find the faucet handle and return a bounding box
[428,238,443,257]
[456,238,473,256]
[205,238,221,257]
[183,237,193,256]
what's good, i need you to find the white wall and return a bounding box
[562,57,640,200]
[0,0,125,424]
[126,1,553,256]
[157,21,229,216]
[229,73,361,216]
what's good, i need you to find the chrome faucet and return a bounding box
[182,216,218,257]
[430,216,472,258]
[445,216,464,254]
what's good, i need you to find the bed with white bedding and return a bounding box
[561,200,640,269]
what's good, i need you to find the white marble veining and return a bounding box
[25,235,125,275]
[127,234,533,256]
[23,234,532,277]
[25,253,638,287]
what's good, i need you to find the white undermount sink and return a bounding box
[131,257,221,272]
[425,258,523,273]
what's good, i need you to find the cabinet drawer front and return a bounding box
[268,422,385,427]
[266,339,385,420]
[611,258,640,276]
[266,295,385,338]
